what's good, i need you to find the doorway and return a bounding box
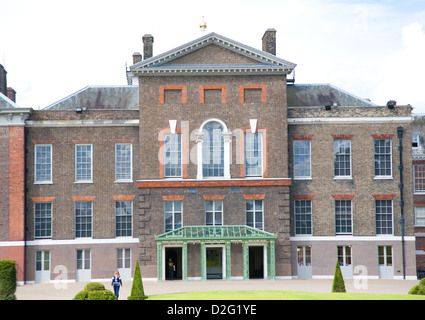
[35,250,50,283]
[206,247,223,279]
[249,246,264,279]
[165,247,182,280]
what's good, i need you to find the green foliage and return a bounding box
[408,285,419,295]
[408,278,425,295]
[332,261,346,293]
[73,281,116,300]
[127,260,148,300]
[0,259,17,300]
[84,282,105,292]
[87,290,117,300]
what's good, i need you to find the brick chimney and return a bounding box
[262,28,276,55]
[143,34,154,60]
[133,52,142,64]
[7,87,16,102]
[0,64,7,96]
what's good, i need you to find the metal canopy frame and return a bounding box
[155,225,276,281]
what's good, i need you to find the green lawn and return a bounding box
[147,290,425,300]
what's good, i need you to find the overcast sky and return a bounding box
[1,0,425,112]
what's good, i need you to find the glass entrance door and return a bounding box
[76,249,91,282]
[35,250,50,283]
[297,246,312,279]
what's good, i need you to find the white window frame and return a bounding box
[115,143,133,182]
[75,144,93,183]
[415,207,425,226]
[34,202,52,239]
[375,200,393,235]
[195,119,231,180]
[335,200,353,235]
[293,140,311,179]
[413,164,425,194]
[164,201,183,232]
[75,201,93,238]
[164,133,182,178]
[205,200,223,226]
[34,144,52,184]
[115,200,133,237]
[412,132,421,149]
[246,199,264,230]
[374,139,392,179]
[333,140,352,178]
[294,200,312,235]
[245,132,263,177]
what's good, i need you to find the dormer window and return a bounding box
[413,132,421,149]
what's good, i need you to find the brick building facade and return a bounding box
[0,31,420,284]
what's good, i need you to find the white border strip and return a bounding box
[288,116,412,124]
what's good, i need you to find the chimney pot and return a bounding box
[262,28,277,55]
[143,34,154,60]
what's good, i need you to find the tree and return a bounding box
[127,260,148,300]
[332,261,346,293]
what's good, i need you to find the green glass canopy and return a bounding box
[155,225,277,242]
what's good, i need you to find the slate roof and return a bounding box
[0,91,19,108]
[287,84,377,107]
[44,85,139,110]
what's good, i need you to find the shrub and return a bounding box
[87,290,117,300]
[73,281,116,300]
[408,285,419,295]
[0,259,17,300]
[332,261,346,293]
[84,282,105,292]
[127,260,148,300]
[408,278,425,295]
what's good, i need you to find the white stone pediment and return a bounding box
[130,32,296,76]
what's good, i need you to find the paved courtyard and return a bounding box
[16,278,419,300]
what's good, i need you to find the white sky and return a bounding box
[1,0,425,112]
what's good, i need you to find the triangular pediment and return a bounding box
[130,32,296,76]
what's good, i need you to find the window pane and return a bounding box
[415,207,425,226]
[294,200,312,235]
[203,122,224,177]
[164,201,183,232]
[294,140,311,178]
[75,201,92,238]
[334,140,351,177]
[374,139,392,176]
[335,200,352,234]
[245,133,262,177]
[75,145,92,181]
[245,200,263,230]
[116,201,132,237]
[35,145,52,182]
[164,134,182,178]
[115,144,132,180]
[35,202,52,239]
[375,200,393,235]
[414,165,425,193]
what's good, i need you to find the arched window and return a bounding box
[202,122,224,177]
[196,119,231,179]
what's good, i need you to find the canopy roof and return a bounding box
[155,225,277,242]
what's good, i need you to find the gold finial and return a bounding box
[200,16,207,31]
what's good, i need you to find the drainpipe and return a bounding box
[397,126,406,279]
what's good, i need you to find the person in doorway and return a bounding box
[168,258,175,280]
[111,270,123,298]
